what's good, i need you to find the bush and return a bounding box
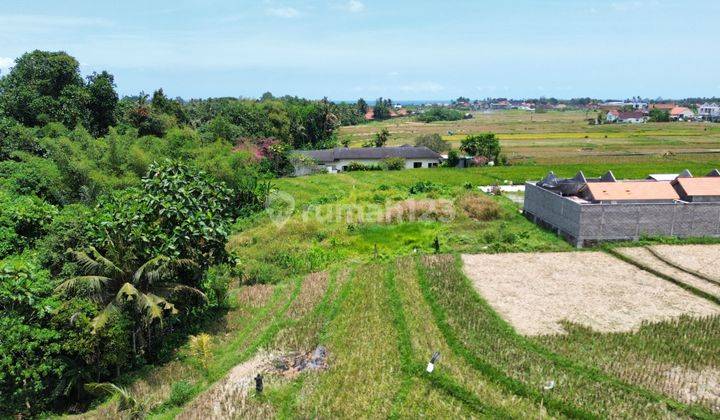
[168,381,195,406]
[458,193,502,221]
[416,107,463,123]
[445,149,460,167]
[409,180,438,194]
[345,161,381,171]
[381,157,405,170]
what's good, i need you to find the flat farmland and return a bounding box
[461,251,719,336]
[339,110,720,165]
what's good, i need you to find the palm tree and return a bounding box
[84,382,148,419]
[56,247,206,353]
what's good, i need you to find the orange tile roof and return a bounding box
[675,177,720,197]
[670,106,693,116]
[585,181,679,201]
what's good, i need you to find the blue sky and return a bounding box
[1,0,718,100]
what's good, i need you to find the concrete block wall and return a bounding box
[524,182,720,247]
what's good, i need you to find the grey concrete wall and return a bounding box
[523,183,582,240]
[524,182,720,246]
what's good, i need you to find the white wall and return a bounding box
[327,158,440,171]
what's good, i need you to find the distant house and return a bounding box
[292,145,442,174]
[616,111,647,123]
[606,110,620,123]
[698,102,720,121]
[669,106,695,121]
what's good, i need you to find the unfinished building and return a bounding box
[523,169,720,247]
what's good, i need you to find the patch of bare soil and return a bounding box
[462,252,720,336]
[617,247,720,298]
[178,347,329,420]
[650,244,720,282]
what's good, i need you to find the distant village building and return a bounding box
[669,106,695,121]
[608,111,647,123]
[292,146,441,174]
[698,103,720,121]
[523,169,720,247]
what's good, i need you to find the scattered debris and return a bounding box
[270,345,330,379]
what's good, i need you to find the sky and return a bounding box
[1,0,719,101]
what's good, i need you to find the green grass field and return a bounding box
[75,112,720,419]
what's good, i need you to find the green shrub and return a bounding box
[346,161,381,171]
[381,157,405,170]
[416,107,463,123]
[168,380,196,406]
[408,181,438,194]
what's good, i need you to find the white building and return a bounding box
[293,145,442,174]
[699,103,720,120]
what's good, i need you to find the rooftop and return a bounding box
[295,146,442,163]
[674,177,720,197]
[584,181,680,201]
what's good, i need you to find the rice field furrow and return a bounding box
[418,254,715,419]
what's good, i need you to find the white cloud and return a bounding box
[0,57,13,72]
[266,7,300,18]
[399,82,444,93]
[345,0,365,13]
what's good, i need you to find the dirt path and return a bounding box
[177,353,273,420]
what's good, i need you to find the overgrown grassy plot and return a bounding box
[296,264,403,418]
[175,269,341,419]
[536,316,720,412]
[417,254,716,419]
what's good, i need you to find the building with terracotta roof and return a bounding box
[581,181,679,203]
[523,169,720,247]
[669,106,695,121]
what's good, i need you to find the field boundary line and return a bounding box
[415,256,595,419]
[645,246,720,287]
[606,248,720,306]
[383,263,509,418]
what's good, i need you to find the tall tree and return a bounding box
[0,50,85,126]
[86,71,118,136]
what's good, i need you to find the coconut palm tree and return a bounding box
[55,247,206,352]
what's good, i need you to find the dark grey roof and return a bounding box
[295,146,442,163]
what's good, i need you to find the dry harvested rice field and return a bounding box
[462,251,720,335]
[340,110,720,165]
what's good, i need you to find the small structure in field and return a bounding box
[524,169,720,247]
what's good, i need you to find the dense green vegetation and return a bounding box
[416,107,464,123]
[0,50,367,416]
